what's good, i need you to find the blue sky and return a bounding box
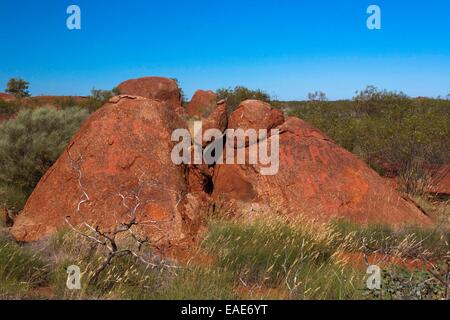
[0,0,449,100]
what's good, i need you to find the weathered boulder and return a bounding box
[212,104,432,228]
[203,100,228,133]
[186,90,217,118]
[11,95,206,242]
[117,77,182,108]
[228,100,284,133]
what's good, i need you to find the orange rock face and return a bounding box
[186,90,217,118]
[117,77,182,108]
[228,100,284,133]
[195,100,228,147]
[428,165,450,195]
[213,105,432,227]
[11,95,206,242]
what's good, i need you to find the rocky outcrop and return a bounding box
[11,91,433,243]
[117,77,183,111]
[186,90,217,118]
[11,95,207,242]
[212,102,432,228]
[428,165,450,195]
[227,99,284,133]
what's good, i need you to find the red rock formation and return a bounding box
[228,99,284,133]
[11,94,434,243]
[11,95,206,242]
[195,100,228,147]
[428,165,450,195]
[186,90,217,118]
[212,102,432,228]
[117,77,182,108]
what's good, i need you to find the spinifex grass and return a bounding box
[0,238,50,297]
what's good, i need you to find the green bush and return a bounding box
[216,86,271,114]
[5,78,30,98]
[0,100,22,117]
[0,107,89,210]
[78,88,120,113]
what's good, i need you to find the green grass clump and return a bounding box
[0,216,447,300]
[153,267,237,300]
[0,239,50,297]
[202,218,366,299]
[331,219,450,257]
[203,220,333,286]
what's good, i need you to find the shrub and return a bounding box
[5,78,31,98]
[353,85,408,116]
[0,107,89,210]
[0,100,21,118]
[79,88,119,113]
[216,86,271,114]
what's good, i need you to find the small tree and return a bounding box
[307,91,328,102]
[82,87,120,113]
[5,78,31,98]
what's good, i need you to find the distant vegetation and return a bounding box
[84,87,120,113]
